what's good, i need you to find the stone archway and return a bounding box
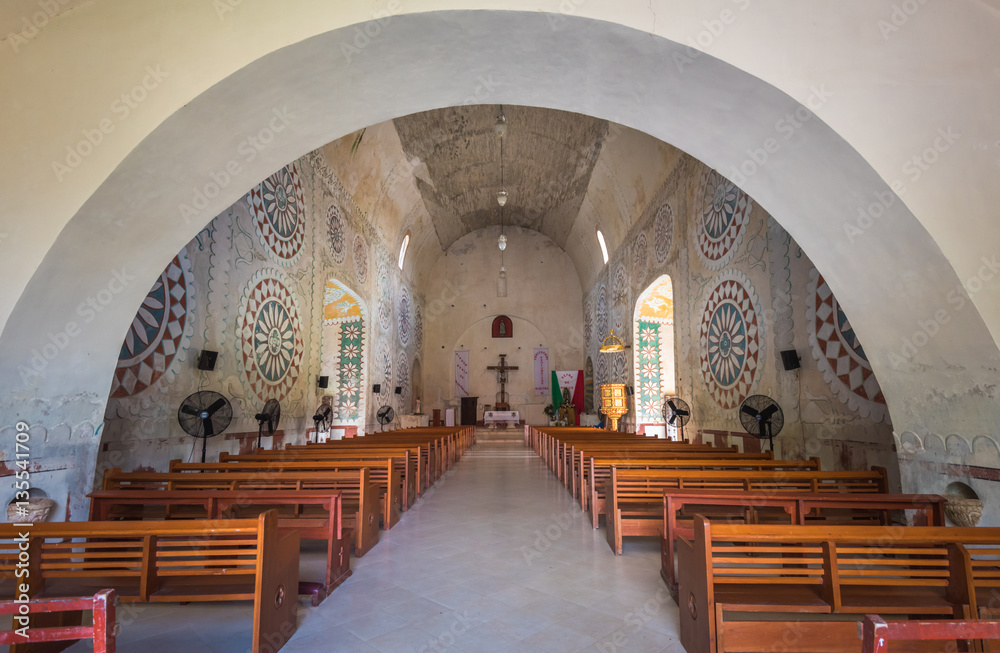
[3,9,998,517]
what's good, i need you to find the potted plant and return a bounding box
[543,403,556,425]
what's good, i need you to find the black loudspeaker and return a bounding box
[394,386,402,395]
[626,385,634,396]
[373,384,381,394]
[197,350,218,371]
[317,376,329,389]
[780,349,801,371]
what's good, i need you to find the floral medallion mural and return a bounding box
[695,170,752,270]
[247,164,305,266]
[699,270,762,409]
[237,269,303,402]
[327,203,348,265]
[807,269,889,423]
[111,251,195,398]
[654,202,674,265]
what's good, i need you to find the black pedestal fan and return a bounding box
[739,394,785,452]
[254,399,281,450]
[177,391,233,463]
[662,397,691,442]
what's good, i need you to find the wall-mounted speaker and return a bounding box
[780,349,801,371]
[317,376,329,389]
[394,386,402,395]
[372,384,381,394]
[626,385,634,396]
[197,350,218,371]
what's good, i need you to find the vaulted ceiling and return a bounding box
[393,105,611,253]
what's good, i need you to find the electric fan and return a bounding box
[376,405,395,432]
[662,397,691,441]
[254,398,281,450]
[738,394,785,452]
[313,403,333,435]
[177,391,233,463]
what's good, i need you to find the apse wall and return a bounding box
[585,155,900,490]
[422,226,585,426]
[97,146,423,483]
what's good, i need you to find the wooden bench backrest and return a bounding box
[103,468,370,501]
[613,466,888,494]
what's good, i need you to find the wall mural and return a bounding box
[612,263,629,332]
[596,285,608,341]
[695,169,752,270]
[353,233,369,285]
[336,320,363,419]
[248,164,305,266]
[584,357,594,413]
[396,351,410,406]
[654,202,674,265]
[636,320,663,419]
[699,270,762,409]
[584,300,594,346]
[413,303,423,351]
[807,269,889,423]
[632,232,649,282]
[327,203,348,265]
[376,256,392,333]
[236,269,304,403]
[397,285,412,347]
[110,250,195,398]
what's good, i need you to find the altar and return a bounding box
[398,414,429,430]
[484,410,519,428]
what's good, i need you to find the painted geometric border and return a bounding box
[695,169,752,270]
[376,256,392,333]
[337,320,363,420]
[395,351,411,406]
[236,268,303,403]
[111,250,195,398]
[807,268,888,423]
[248,164,305,266]
[699,270,762,409]
[353,234,369,285]
[636,320,663,419]
[327,203,348,265]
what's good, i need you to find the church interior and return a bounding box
[3,2,1000,651]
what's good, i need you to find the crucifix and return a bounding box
[486,354,518,410]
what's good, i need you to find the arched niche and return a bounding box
[633,275,675,433]
[322,279,369,431]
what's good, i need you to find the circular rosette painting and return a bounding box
[699,271,762,409]
[237,270,304,403]
[695,169,752,270]
[111,251,195,398]
[807,269,888,422]
[247,164,305,266]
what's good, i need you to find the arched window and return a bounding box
[398,232,410,270]
[596,229,609,264]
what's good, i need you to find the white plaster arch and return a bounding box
[2,8,999,513]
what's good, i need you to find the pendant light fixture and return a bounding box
[496,106,508,296]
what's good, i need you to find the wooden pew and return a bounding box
[0,512,298,653]
[88,489,351,605]
[604,466,889,555]
[676,518,1000,653]
[659,489,949,600]
[102,468,380,557]
[586,457,822,527]
[860,614,1000,653]
[1,590,118,653]
[169,458,403,529]
[224,447,420,508]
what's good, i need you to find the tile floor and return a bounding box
[65,432,684,652]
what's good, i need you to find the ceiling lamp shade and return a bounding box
[497,188,508,207]
[498,234,507,251]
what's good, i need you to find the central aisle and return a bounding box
[285,435,683,652]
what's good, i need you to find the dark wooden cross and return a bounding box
[486,354,518,410]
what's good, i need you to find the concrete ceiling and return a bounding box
[393,105,609,252]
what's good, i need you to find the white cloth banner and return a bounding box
[555,370,579,394]
[533,347,550,395]
[454,349,470,398]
